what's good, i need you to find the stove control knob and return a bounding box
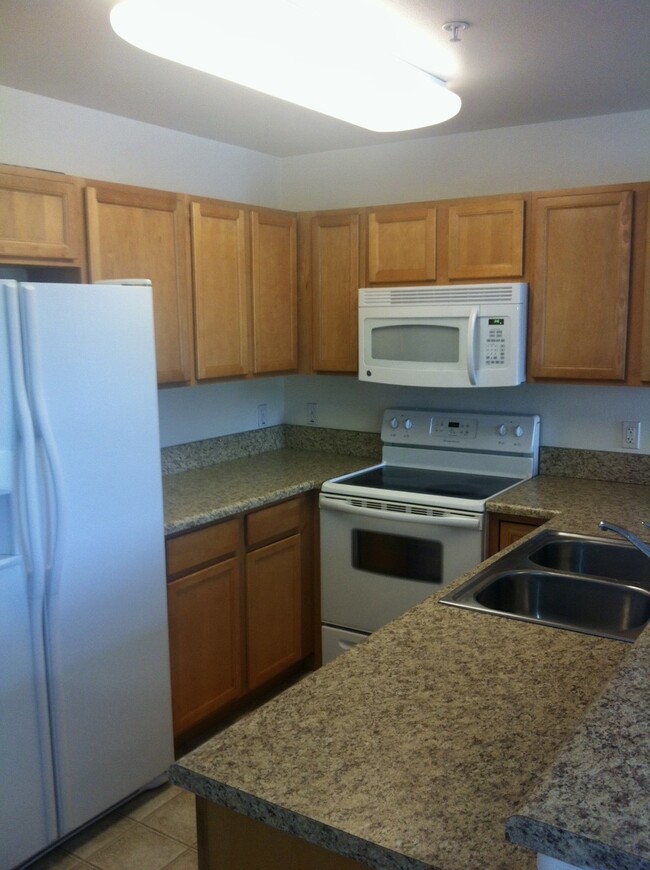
[514,425,524,438]
[404,418,414,430]
[389,416,399,430]
[497,424,508,436]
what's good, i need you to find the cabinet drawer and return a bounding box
[246,497,303,548]
[166,519,240,577]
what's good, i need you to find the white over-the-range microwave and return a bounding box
[358,283,527,388]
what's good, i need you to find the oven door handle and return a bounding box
[319,496,482,529]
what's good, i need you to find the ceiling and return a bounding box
[1,0,649,157]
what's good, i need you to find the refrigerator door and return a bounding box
[0,282,58,867]
[19,282,174,835]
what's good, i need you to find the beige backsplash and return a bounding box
[162,426,650,486]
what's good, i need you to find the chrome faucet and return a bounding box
[599,520,650,559]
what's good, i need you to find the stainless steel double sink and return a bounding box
[440,530,650,642]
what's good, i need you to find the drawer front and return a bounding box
[246,497,303,548]
[166,518,240,577]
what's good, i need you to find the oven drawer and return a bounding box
[322,625,369,665]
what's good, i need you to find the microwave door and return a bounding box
[360,316,470,387]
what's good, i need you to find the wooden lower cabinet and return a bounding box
[486,512,546,556]
[246,535,303,689]
[197,800,367,870]
[245,495,313,689]
[166,495,315,743]
[166,519,243,739]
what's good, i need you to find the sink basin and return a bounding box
[475,570,650,640]
[529,538,650,587]
[440,530,650,642]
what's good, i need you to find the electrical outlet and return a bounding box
[622,420,641,449]
[257,404,267,428]
[307,402,318,425]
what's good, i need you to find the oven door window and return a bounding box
[352,529,442,583]
[370,322,459,363]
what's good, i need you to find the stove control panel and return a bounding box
[381,409,540,455]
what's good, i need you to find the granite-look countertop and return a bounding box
[168,465,650,870]
[162,449,377,535]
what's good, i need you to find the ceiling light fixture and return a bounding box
[110,0,461,132]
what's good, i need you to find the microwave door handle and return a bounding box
[467,306,479,385]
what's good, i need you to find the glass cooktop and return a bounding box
[338,465,521,501]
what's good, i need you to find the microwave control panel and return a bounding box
[484,318,507,365]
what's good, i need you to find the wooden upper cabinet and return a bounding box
[251,209,298,374]
[191,199,250,380]
[529,189,633,381]
[368,205,436,283]
[0,166,84,265]
[311,211,362,372]
[85,182,193,385]
[447,198,524,280]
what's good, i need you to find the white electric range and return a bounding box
[319,408,540,663]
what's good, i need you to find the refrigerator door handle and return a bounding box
[3,282,59,849]
[21,286,66,597]
[5,284,46,595]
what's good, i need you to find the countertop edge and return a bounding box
[168,765,432,870]
[505,816,649,870]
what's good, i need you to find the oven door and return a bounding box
[319,493,484,636]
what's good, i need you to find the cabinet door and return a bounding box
[368,205,436,283]
[251,209,298,374]
[191,200,250,379]
[447,198,524,279]
[486,513,545,557]
[0,167,84,265]
[311,212,361,372]
[246,535,303,690]
[167,557,243,739]
[530,190,633,381]
[85,183,193,385]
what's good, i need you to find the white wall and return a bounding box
[284,376,650,455]
[2,85,649,453]
[158,379,285,447]
[0,86,284,206]
[281,110,650,210]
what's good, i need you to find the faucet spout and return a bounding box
[599,521,650,559]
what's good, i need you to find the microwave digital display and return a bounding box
[489,318,505,325]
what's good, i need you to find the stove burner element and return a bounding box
[340,466,521,501]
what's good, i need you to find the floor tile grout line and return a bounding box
[62,815,198,862]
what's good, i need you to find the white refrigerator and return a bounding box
[0,280,174,868]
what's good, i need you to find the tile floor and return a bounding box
[28,783,198,870]
[25,670,310,869]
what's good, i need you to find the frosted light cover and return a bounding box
[110,0,461,132]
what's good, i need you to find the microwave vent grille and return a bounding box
[359,285,521,306]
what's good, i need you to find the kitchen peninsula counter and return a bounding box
[168,468,650,870]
